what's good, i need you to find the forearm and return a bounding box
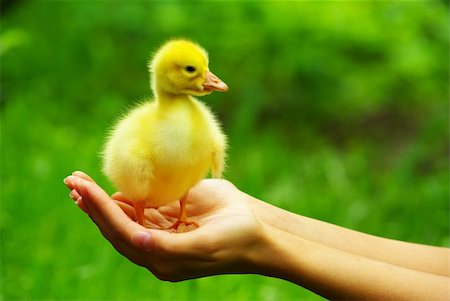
[251,197,450,277]
[255,225,449,301]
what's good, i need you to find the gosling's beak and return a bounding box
[203,70,229,92]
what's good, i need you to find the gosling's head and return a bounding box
[149,39,228,97]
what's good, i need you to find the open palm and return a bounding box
[65,171,263,281]
[112,179,258,234]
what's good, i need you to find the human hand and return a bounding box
[64,171,450,300]
[64,171,268,281]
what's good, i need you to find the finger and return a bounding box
[68,189,89,214]
[73,178,154,264]
[68,177,157,268]
[69,189,80,201]
[115,200,136,219]
[158,202,181,218]
[64,171,95,190]
[71,177,145,242]
[64,175,77,191]
[146,209,174,228]
[72,171,96,182]
[75,198,89,214]
[115,201,173,229]
[111,192,134,206]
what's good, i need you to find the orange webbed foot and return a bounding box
[166,195,199,232]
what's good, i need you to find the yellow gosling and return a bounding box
[102,39,228,229]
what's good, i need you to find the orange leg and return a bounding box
[169,194,199,230]
[134,202,145,225]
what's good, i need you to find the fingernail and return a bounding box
[64,176,72,186]
[132,231,152,251]
[71,177,83,190]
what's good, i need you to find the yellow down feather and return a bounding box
[102,39,227,210]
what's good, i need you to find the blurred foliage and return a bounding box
[1,1,448,300]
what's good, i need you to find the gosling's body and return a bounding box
[102,39,227,227]
[103,95,226,208]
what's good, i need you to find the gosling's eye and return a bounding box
[185,65,196,73]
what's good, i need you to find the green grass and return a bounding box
[1,1,449,300]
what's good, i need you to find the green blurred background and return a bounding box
[1,0,448,300]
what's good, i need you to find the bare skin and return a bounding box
[64,171,450,300]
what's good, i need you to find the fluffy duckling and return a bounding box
[102,39,228,229]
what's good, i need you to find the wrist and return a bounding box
[249,194,299,235]
[246,221,308,285]
[235,191,311,281]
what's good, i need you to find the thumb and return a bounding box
[132,231,153,251]
[132,229,205,257]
